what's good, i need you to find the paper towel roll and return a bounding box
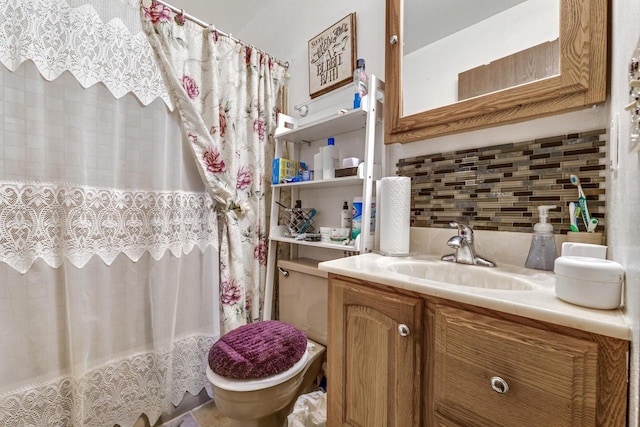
[378,176,410,255]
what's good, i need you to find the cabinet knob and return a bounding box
[490,376,509,394]
[397,324,410,337]
[389,35,398,45]
[278,267,289,278]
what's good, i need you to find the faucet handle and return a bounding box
[449,222,474,241]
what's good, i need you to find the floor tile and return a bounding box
[191,401,235,427]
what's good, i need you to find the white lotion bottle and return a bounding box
[322,137,339,179]
[313,149,324,180]
[525,205,558,271]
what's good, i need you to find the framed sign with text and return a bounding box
[308,13,356,99]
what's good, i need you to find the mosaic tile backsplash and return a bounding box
[397,130,606,235]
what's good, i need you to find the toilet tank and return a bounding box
[277,259,327,346]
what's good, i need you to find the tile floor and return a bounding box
[160,400,233,427]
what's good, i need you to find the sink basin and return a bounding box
[384,259,536,291]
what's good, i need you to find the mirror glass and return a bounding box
[402,0,560,116]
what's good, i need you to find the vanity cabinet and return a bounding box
[327,276,423,427]
[327,275,629,427]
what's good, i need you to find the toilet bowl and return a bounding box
[207,339,326,427]
[207,260,328,426]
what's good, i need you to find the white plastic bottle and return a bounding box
[322,137,340,179]
[353,58,368,109]
[525,205,558,271]
[313,148,324,180]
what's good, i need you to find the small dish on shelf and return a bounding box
[330,227,350,241]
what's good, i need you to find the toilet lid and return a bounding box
[206,347,310,392]
[208,320,308,379]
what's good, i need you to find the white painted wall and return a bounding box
[170,1,639,423]
[607,1,640,425]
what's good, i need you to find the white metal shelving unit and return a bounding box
[263,75,384,320]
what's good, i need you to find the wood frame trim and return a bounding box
[384,0,607,143]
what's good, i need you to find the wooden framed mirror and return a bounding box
[384,0,607,144]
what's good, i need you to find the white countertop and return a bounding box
[318,253,631,341]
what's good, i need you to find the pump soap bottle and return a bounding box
[525,205,558,271]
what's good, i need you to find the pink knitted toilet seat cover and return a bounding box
[208,320,307,379]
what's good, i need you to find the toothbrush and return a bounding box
[297,208,317,234]
[587,217,599,233]
[568,202,579,232]
[569,174,591,229]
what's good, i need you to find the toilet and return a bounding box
[206,259,327,427]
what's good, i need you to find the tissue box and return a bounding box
[272,158,300,184]
[554,256,624,309]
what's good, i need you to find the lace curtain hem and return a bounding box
[0,334,215,427]
[0,0,173,109]
[0,181,218,273]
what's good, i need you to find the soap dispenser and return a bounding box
[525,205,558,271]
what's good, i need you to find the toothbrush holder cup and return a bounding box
[566,231,603,245]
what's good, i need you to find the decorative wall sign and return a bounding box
[308,13,356,99]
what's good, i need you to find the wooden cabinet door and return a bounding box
[433,305,599,427]
[328,278,423,427]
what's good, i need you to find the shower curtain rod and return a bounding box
[153,0,289,68]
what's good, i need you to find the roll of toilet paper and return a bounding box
[378,176,410,256]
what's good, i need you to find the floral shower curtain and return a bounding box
[142,1,287,333]
[0,0,220,425]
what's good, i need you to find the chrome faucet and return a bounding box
[441,222,496,267]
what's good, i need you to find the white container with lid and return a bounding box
[554,256,624,309]
[561,242,607,258]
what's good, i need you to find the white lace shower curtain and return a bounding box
[0,0,220,425]
[142,1,287,333]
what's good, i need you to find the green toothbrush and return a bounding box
[570,174,591,230]
[569,202,579,232]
